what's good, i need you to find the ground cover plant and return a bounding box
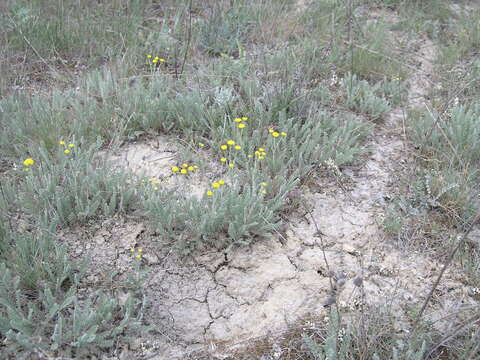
[0,0,479,359]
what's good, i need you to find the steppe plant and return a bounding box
[197,1,257,56]
[20,141,137,226]
[0,263,144,356]
[342,73,391,121]
[144,173,297,254]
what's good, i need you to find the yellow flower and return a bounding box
[172,166,180,172]
[212,182,220,189]
[23,158,35,166]
[193,165,199,169]
[228,163,235,168]
[199,143,205,147]
[64,149,70,154]
[255,151,261,156]
[258,156,265,160]
[218,180,225,185]
[234,145,241,150]
[136,254,142,259]
[258,147,265,152]
[59,141,65,146]
[238,123,246,129]
[188,166,194,172]
[268,129,274,134]
[280,132,287,137]
[159,58,165,62]
[181,163,188,168]
[207,190,214,196]
[152,58,158,63]
[234,117,242,123]
[138,249,143,252]
[227,140,235,146]
[180,169,188,174]
[261,190,267,195]
[247,154,253,158]
[147,55,152,58]
[242,116,248,121]
[260,182,268,187]
[130,248,135,252]
[220,144,228,150]
[68,143,75,148]
[220,157,227,163]
[272,132,280,137]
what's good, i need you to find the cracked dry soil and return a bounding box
[63,31,479,360]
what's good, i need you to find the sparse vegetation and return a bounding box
[0,0,479,359]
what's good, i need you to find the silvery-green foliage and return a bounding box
[76,69,227,139]
[302,309,430,360]
[412,104,480,167]
[377,77,408,106]
[198,2,256,56]
[303,333,325,359]
[145,172,297,254]
[20,142,137,226]
[0,263,143,356]
[275,108,370,171]
[342,73,391,121]
[8,229,73,292]
[302,309,352,360]
[214,86,235,107]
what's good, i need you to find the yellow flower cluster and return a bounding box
[146,55,165,64]
[130,247,143,259]
[233,116,248,129]
[247,147,267,160]
[268,129,287,138]
[22,157,35,171]
[171,163,199,175]
[219,139,241,168]
[23,158,35,166]
[59,140,75,154]
[207,179,226,196]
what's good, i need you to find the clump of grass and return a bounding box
[342,73,392,121]
[301,306,479,360]
[145,173,296,254]
[0,208,146,357]
[144,102,369,253]
[1,0,150,62]
[411,104,480,167]
[19,141,137,226]
[397,1,480,291]
[197,1,257,57]
[0,262,144,357]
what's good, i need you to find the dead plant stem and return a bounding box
[412,211,480,329]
